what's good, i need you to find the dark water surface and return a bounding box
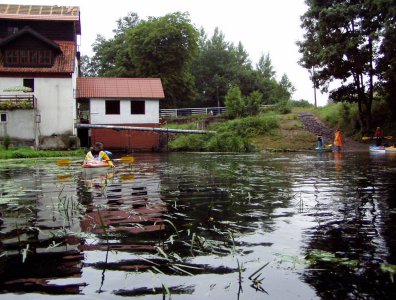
[1,152,396,299]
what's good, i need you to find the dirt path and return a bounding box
[299,112,368,152]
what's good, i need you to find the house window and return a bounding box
[5,50,19,64]
[29,51,38,64]
[105,100,120,115]
[1,113,7,123]
[4,49,52,67]
[23,79,34,92]
[131,100,145,114]
[20,49,29,64]
[38,50,51,65]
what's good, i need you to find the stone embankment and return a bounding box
[299,112,367,151]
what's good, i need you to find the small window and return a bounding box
[5,50,18,64]
[1,113,7,123]
[38,50,51,65]
[131,100,145,114]
[23,79,34,92]
[29,51,37,64]
[20,49,28,64]
[105,100,120,115]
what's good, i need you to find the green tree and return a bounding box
[87,12,140,77]
[297,0,389,131]
[256,52,276,80]
[224,86,244,118]
[126,12,199,107]
[378,0,396,120]
[80,54,97,77]
[191,28,238,107]
[243,90,263,116]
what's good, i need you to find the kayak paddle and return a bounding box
[362,136,393,140]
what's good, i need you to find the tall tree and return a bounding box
[87,12,140,77]
[126,12,199,107]
[191,28,237,107]
[256,52,276,80]
[378,0,396,120]
[297,0,387,131]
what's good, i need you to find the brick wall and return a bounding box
[91,124,160,151]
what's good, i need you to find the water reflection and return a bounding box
[1,152,396,299]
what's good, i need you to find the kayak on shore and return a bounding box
[369,145,396,152]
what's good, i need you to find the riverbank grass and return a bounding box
[169,113,281,152]
[0,146,85,159]
[252,112,317,151]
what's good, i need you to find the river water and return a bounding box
[0,151,396,299]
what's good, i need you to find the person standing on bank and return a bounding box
[334,128,344,151]
[374,126,384,146]
[317,133,324,149]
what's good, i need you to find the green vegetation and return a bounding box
[315,103,360,136]
[2,134,11,150]
[169,113,279,152]
[0,100,34,110]
[0,147,85,159]
[81,13,295,110]
[298,0,396,130]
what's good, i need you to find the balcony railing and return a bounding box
[0,95,36,110]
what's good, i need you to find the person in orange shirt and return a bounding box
[373,127,384,146]
[334,128,344,151]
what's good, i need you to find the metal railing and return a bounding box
[0,95,36,109]
[160,107,226,117]
[160,105,275,117]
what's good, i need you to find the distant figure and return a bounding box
[85,142,114,167]
[374,126,384,146]
[209,110,214,116]
[334,129,344,151]
[317,133,324,148]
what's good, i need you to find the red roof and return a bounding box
[0,41,75,74]
[76,78,165,99]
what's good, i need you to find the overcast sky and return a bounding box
[5,0,328,106]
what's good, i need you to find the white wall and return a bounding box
[0,77,75,137]
[0,110,35,140]
[90,99,159,124]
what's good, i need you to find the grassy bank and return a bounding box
[167,111,317,152]
[0,147,85,160]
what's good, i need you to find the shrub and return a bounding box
[224,86,244,118]
[276,100,291,114]
[290,99,313,108]
[169,134,207,151]
[206,132,253,152]
[218,114,279,137]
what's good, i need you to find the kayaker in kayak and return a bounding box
[334,128,344,151]
[373,127,384,146]
[84,142,114,167]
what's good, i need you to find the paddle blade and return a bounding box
[56,159,72,166]
[116,156,135,163]
[385,136,393,140]
[362,137,371,140]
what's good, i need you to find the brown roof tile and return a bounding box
[0,41,75,74]
[76,78,165,99]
